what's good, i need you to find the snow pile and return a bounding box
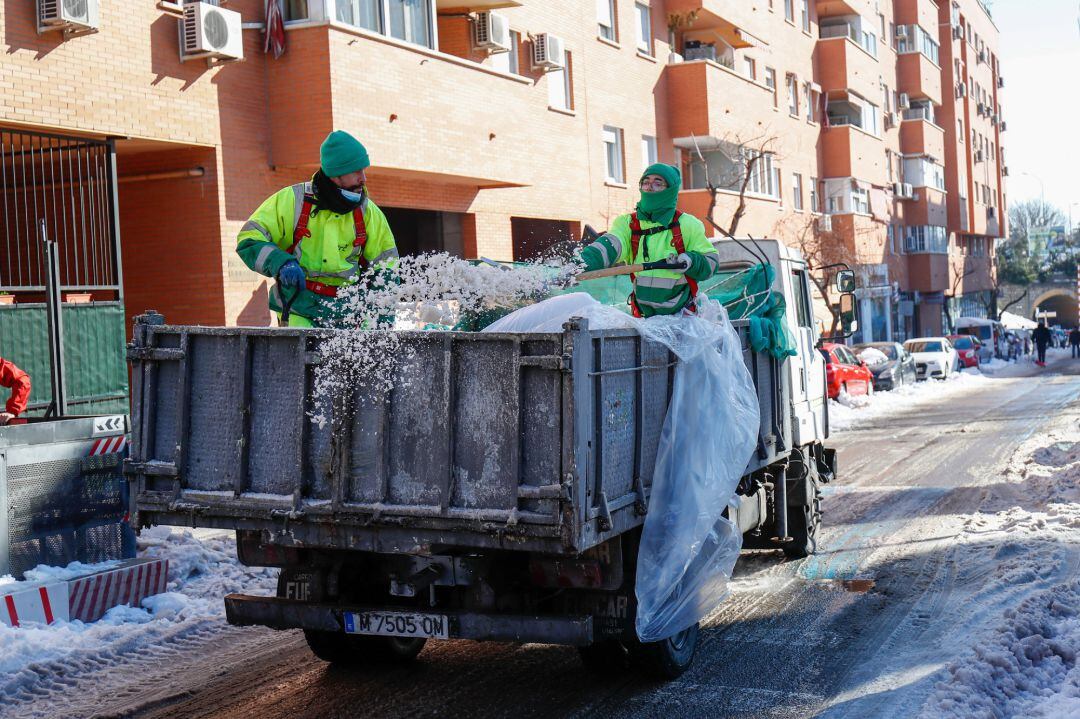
[829,370,992,431]
[481,292,634,333]
[310,253,580,426]
[918,420,1080,718]
[0,527,277,700]
[856,347,890,366]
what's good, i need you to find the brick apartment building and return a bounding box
[0,0,1005,338]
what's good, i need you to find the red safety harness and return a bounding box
[286,193,368,298]
[627,210,697,318]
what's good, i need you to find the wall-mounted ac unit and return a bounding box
[997,75,1004,88]
[884,113,897,129]
[901,182,914,199]
[952,24,963,40]
[956,82,967,98]
[474,11,511,53]
[977,50,987,64]
[1000,120,1007,132]
[973,150,984,163]
[1002,166,1009,177]
[895,25,909,38]
[816,214,833,232]
[180,1,244,63]
[37,0,99,35]
[990,114,997,126]
[531,33,565,71]
[899,93,910,109]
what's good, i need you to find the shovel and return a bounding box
[576,257,689,282]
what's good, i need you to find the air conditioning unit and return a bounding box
[1002,166,1009,177]
[951,24,963,40]
[977,49,987,64]
[990,114,997,127]
[895,25,909,38]
[974,150,984,163]
[997,75,1004,88]
[956,82,967,98]
[899,93,910,109]
[531,33,565,72]
[1000,120,1007,132]
[474,11,511,53]
[37,0,100,35]
[893,182,911,198]
[180,2,244,62]
[976,102,985,116]
[816,214,833,232]
[901,182,914,199]
[884,112,897,129]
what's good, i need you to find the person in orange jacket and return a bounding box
[0,358,31,425]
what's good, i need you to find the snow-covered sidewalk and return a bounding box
[829,347,1073,432]
[0,527,277,704]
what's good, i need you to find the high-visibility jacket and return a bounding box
[0,358,31,416]
[580,211,720,316]
[236,178,398,324]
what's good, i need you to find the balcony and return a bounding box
[667,0,769,47]
[266,23,538,188]
[899,115,945,158]
[903,187,948,226]
[666,59,776,141]
[816,0,876,19]
[817,33,881,100]
[897,52,943,105]
[821,125,885,182]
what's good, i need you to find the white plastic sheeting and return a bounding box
[484,294,760,641]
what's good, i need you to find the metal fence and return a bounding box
[0,129,121,294]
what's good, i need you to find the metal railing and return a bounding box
[0,129,121,295]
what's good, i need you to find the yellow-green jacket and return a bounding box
[236,179,398,324]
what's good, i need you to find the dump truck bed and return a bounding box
[127,313,790,556]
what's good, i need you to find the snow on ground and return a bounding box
[0,527,277,702]
[914,414,1080,718]
[829,347,1073,432]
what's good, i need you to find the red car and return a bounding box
[819,342,875,399]
[947,334,981,369]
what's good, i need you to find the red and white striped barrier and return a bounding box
[88,434,127,456]
[0,558,169,627]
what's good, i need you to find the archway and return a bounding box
[1032,289,1078,329]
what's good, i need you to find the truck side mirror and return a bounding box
[835,270,856,293]
[839,292,858,334]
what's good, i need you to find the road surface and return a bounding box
[10,359,1080,719]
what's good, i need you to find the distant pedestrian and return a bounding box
[1033,321,1052,365]
[1069,327,1080,359]
[0,357,31,425]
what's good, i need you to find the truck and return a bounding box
[125,238,849,678]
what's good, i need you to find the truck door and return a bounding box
[787,265,826,444]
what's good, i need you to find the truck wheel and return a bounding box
[303,630,426,666]
[577,640,629,675]
[783,485,821,559]
[628,623,700,679]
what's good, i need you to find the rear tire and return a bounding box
[303,630,426,666]
[578,640,630,675]
[628,623,700,680]
[783,471,822,559]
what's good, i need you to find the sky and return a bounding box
[992,0,1080,227]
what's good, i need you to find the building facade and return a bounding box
[0,0,1004,337]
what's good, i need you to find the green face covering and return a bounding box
[635,163,682,226]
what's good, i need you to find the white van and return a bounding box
[954,317,1003,361]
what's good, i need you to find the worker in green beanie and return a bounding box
[236,130,398,327]
[576,163,720,317]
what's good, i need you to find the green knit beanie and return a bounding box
[320,131,370,177]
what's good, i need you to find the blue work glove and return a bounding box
[277,260,305,288]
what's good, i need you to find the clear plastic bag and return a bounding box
[481,294,760,641]
[633,297,760,641]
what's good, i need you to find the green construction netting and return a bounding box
[452,261,797,359]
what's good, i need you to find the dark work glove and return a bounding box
[278,260,305,288]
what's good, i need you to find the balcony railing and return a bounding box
[819,23,877,55]
[903,106,935,123]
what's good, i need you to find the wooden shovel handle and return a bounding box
[575,264,646,281]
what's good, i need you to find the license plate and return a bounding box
[344,611,449,639]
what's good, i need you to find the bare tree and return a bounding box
[781,214,868,334]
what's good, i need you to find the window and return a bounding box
[547,50,574,110]
[784,0,794,23]
[744,57,756,80]
[903,156,945,190]
[791,270,813,328]
[685,143,778,199]
[285,0,309,20]
[634,2,651,54]
[603,126,625,183]
[598,0,617,41]
[787,73,799,115]
[896,24,939,64]
[810,177,819,212]
[903,225,948,253]
[765,68,778,108]
[792,173,804,210]
[641,135,657,168]
[805,83,818,122]
[852,186,869,214]
[491,30,520,74]
[387,0,433,47]
[801,0,810,32]
[335,0,380,31]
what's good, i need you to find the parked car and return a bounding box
[947,334,982,369]
[904,337,959,380]
[820,342,874,398]
[852,342,917,391]
[955,317,1005,359]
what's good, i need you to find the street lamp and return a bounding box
[1020,171,1045,206]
